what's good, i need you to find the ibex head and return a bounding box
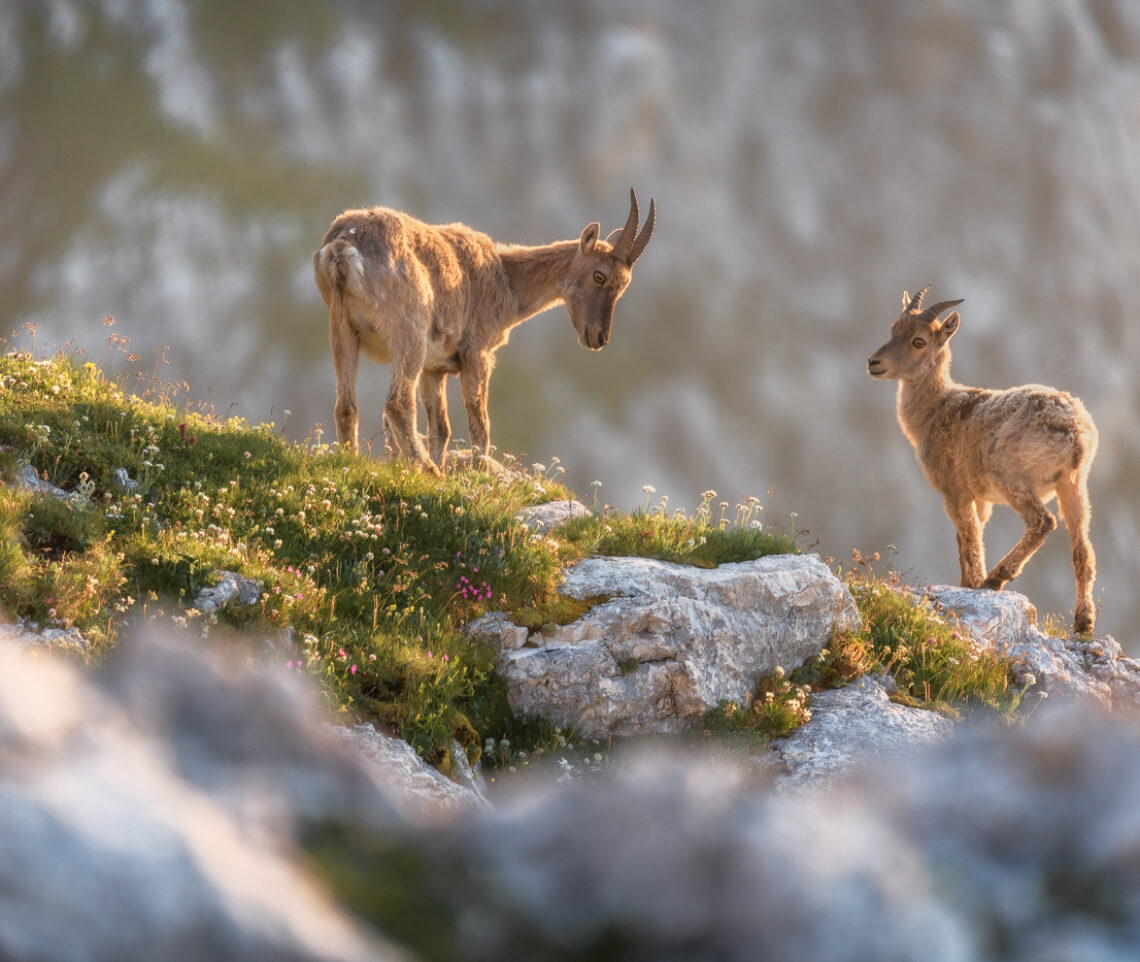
[563,188,656,351]
[868,285,965,381]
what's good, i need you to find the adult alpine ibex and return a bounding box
[867,286,1098,634]
[313,189,655,474]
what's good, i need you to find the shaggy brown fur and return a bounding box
[868,286,1098,634]
[313,189,655,474]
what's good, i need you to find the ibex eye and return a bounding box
[912,337,926,349]
[593,271,606,285]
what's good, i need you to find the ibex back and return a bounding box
[313,189,655,474]
[868,286,1098,634]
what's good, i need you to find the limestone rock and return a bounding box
[479,554,860,737]
[0,635,405,962]
[192,569,263,616]
[770,675,955,789]
[926,586,1140,708]
[14,463,71,499]
[514,499,591,533]
[113,466,139,493]
[466,610,529,651]
[0,619,89,650]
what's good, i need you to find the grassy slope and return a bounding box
[0,348,1025,769]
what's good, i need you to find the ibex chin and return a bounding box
[868,287,1098,634]
[313,189,655,474]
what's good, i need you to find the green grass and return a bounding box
[0,345,799,768]
[0,344,1031,771]
[696,549,1029,749]
[822,550,1026,721]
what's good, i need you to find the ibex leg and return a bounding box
[420,369,451,470]
[1056,476,1097,634]
[946,497,985,588]
[384,350,438,475]
[330,316,360,454]
[982,486,1056,590]
[459,353,493,467]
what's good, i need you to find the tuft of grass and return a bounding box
[701,665,814,748]
[558,488,796,567]
[509,593,611,633]
[824,550,1026,721]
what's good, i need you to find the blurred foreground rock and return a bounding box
[0,636,422,962]
[406,705,1140,962]
[471,554,860,736]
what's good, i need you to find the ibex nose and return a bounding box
[597,332,608,348]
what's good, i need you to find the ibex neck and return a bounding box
[896,359,956,448]
[499,241,578,322]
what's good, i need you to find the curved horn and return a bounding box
[922,298,964,318]
[907,285,930,312]
[626,196,655,266]
[609,188,641,264]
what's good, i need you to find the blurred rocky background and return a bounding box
[2,0,1138,640]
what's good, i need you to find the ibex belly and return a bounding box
[339,295,394,364]
[344,296,459,373]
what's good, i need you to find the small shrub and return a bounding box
[22,493,106,555]
[838,551,1024,721]
[701,666,813,744]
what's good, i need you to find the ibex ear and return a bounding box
[902,291,911,310]
[579,222,601,254]
[937,311,961,340]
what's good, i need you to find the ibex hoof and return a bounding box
[981,574,1007,591]
[1074,610,1095,636]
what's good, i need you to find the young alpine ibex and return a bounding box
[867,286,1098,634]
[313,189,655,474]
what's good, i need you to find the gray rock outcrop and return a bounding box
[3,596,1140,960]
[927,586,1140,709]
[14,462,72,499]
[0,619,89,650]
[514,499,591,533]
[770,674,955,789]
[472,554,860,737]
[192,569,263,616]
